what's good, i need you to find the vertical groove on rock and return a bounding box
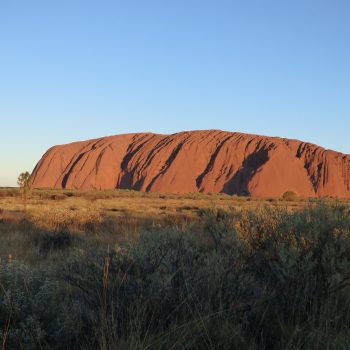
[30,130,350,198]
[196,135,233,190]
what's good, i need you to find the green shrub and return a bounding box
[50,194,66,200]
[0,263,80,349]
[30,229,77,257]
[282,191,298,201]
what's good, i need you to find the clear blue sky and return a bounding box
[1,0,349,186]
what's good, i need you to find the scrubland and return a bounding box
[1,188,350,349]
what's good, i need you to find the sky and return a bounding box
[1,0,349,186]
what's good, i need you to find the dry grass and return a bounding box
[1,187,348,265]
[1,188,350,349]
[1,188,349,251]
[2,188,349,225]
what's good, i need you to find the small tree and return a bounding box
[17,171,32,212]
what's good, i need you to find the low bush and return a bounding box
[50,194,67,201]
[34,230,76,255]
[0,188,19,198]
[282,190,298,201]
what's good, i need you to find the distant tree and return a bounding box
[17,171,32,212]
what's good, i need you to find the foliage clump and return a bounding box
[282,190,298,201]
[17,171,32,211]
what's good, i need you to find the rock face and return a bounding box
[31,130,350,198]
